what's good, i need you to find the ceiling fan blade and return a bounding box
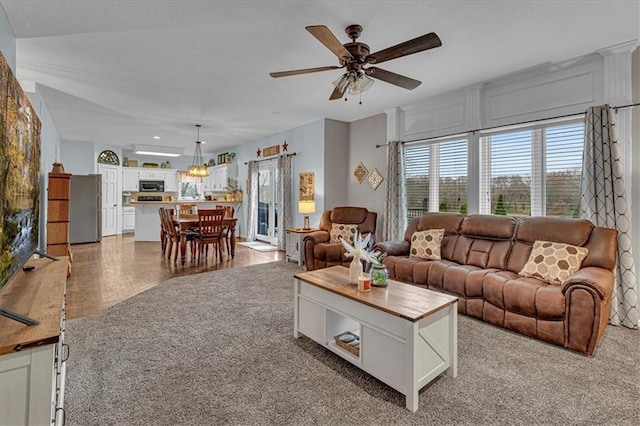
[368,32,441,64]
[269,66,341,78]
[365,67,422,90]
[306,25,353,60]
[329,86,345,100]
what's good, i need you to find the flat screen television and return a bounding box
[0,51,42,293]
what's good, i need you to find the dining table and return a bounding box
[173,216,237,264]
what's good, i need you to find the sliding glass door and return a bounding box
[256,160,279,245]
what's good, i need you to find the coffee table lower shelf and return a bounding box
[293,274,457,412]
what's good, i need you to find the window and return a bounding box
[178,171,203,200]
[405,144,429,220]
[97,150,119,165]
[479,121,584,217]
[438,139,468,214]
[405,138,468,222]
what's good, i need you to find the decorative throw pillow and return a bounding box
[330,223,357,244]
[410,229,445,260]
[518,240,589,285]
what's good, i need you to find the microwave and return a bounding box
[139,180,165,192]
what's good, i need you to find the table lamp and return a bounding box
[298,201,316,230]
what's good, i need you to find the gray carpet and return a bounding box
[66,261,640,425]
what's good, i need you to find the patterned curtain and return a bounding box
[276,155,293,250]
[579,105,638,328]
[382,141,407,241]
[246,161,259,242]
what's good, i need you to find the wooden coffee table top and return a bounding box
[294,266,457,322]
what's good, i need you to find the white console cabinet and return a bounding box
[0,258,69,426]
[286,228,317,266]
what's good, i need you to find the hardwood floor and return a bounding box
[66,234,285,320]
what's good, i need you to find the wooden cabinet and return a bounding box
[47,173,72,266]
[0,258,69,426]
[122,168,139,191]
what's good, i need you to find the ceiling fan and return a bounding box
[270,24,442,100]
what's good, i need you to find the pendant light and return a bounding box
[187,124,209,178]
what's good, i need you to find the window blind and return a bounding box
[438,139,467,213]
[544,123,584,217]
[405,144,430,219]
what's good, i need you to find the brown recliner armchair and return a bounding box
[303,206,377,271]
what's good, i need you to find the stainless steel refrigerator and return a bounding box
[69,174,102,244]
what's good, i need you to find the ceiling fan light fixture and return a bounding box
[187,124,209,178]
[349,73,374,95]
[332,73,351,92]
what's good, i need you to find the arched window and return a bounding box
[97,150,120,165]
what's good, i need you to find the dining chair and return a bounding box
[160,208,181,262]
[159,208,176,255]
[158,208,167,254]
[196,208,225,263]
[177,204,197,218]
[216,205,235,255]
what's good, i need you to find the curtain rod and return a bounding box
[244,152,296,165]
[375,102,639,148]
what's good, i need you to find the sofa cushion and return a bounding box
[391,257,433,285]
[330,223,357,243]
[519,241,589,285]
[330,206,368,224]
[410,229,444,260]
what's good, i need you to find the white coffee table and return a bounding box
[293,265,458,412]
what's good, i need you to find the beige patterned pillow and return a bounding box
[410,229,444,260]
[330,223,357,244]
[519,240,589,285]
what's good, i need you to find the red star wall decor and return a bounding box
[282,141,288,152]
[256,148,261,157]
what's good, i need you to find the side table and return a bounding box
[286,228,318,266]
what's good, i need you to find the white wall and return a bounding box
[25,85,62,251]
[0,3,15,74]
[225,117,350,238]
[324,119,349,209]
[347,114,386,242]
[60,140,95,175]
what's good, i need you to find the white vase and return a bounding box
[349,256,363,284]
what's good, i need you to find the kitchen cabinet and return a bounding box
[122,169,139,191]
[205,164,238,192]
[122,168,177,193]
[138,170,165,180]
[123,206,135,231]
[163,170,178,192]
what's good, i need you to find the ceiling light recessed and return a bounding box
[133,144,183,157]
[153,136,160,139]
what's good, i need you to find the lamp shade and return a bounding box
[298,201,316,214]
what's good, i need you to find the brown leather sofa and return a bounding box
[304,206,377,271]
[373,212,617,355]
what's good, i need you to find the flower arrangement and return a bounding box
[339,230,380,264]
[340,230,381,283]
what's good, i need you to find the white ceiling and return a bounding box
[1,1,639,155]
